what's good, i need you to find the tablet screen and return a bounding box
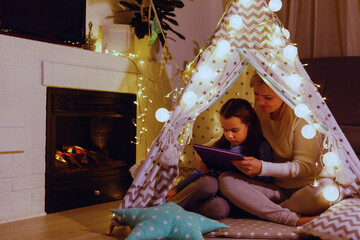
[193,144,244,172]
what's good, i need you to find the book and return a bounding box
[193,144,244,172]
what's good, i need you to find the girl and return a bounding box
[165,98,272,219]
[219,75,331,227]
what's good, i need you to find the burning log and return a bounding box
[55,145,124,174]
[55,150,68,170]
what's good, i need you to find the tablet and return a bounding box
[193,144,244,172]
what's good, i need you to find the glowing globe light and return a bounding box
[195,66,214,83]
[301,124,316,139]
[155,108,170,122]
[286,74,302,90]
[272,36,284,47]
[282,28,290,39]
[269,0,282,12]
[294,104,311,118]
[182,91,198,107]
[283,45,298,60]
[229,15,243,30]
[323,152,339,167]
[323,185,340,201]
[213,40,231,60]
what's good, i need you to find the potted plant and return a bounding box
[116,0,185,45]
[83,22,97,51]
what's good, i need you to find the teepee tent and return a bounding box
[115,0,360,216]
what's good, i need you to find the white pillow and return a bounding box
[300,198,360,240]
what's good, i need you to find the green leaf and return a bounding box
[148,16,162,46]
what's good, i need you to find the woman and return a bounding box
[165,98,272,219]
[219,74,332,227]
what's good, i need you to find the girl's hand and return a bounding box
[195,153,211,174]
[165,188,178,202]
[231,156,262,177]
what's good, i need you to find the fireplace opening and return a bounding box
[46,87,136,213]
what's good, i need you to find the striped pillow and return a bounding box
[300,198,360,240]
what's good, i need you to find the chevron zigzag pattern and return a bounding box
[119,165,178,209]
[301,198,360,240]
[214,0,272,49]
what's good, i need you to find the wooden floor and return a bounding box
[0,201,132,240]
[0,201,246,240]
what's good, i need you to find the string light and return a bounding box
[282,28,290,39]
[323,185,340,201]
[213,40,231,60]
[272,36,284,47]
[182,91,198,107]
[283,45,298,60]
[269,0,282,12]
[155,108,170,122]
[323,152,339,167]
[301,124,316,139]
[229,15,243,30]
[286,74,302,90]
[194,66,215,83]
[294,104,311,118]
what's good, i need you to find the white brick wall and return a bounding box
[0,34,139,223]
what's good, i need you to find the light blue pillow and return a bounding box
[111,202,229,240]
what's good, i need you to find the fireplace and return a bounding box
[45,87,136,213]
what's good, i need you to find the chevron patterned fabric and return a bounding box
[214,0,272,50]
[300,198,360,240]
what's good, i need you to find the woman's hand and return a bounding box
[231,156,262,177]
[165,188,178,202]
[196,153,211,174]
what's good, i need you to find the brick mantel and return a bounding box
[0,34,139,223]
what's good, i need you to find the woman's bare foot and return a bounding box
[296,216,317,227]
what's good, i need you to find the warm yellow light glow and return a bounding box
[229,15,243,30]
[269,0,282,11]
[155,108,170,122]
[294,104,311,118]
[323,185,340,201]
[213,40,231,60]
[323,152,339,167]
[283,45,298,60]
[301,124,316,139]
[182,91,197,107]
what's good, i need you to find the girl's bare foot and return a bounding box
[296,216,317,227]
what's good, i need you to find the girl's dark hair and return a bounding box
[212,98,264,158]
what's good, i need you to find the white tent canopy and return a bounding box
[116,0,360,214]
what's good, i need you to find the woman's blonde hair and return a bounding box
[250,74,265,88]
